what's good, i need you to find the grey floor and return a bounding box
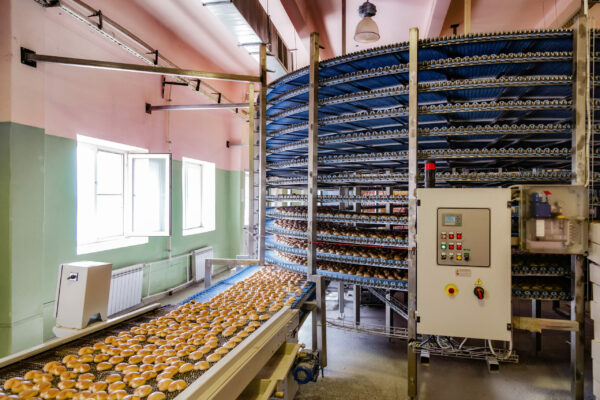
[162,272,594,400]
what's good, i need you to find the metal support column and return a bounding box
[532,300,542,353]
[338,281,345,317]
[464,0,471,35]
[307,32,326,369]
[571,10,588,400]
[407,27,419,400]
[258,44,268,264]
[307,32,320,277]
[247,84,256,257]
[354,284,361,326]
[385,290,393,339]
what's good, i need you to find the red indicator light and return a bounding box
[449,234,454,239]
[457,233,462,239]
[441,234,447,239]
[449,244,454,250]
[457,244,462,250]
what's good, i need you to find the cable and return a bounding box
[487,339,513,361]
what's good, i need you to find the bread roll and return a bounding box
[73,364,90,373]
[78,347,94,356]
[33,381,52,392]
[75,380,92,390]
[93,354,110,363]
[178,363,193,374]
[156,379,172,392]
[122,365,138,374]
[57,381,75,390]
[215,347,229,355]
[155,372,173,382]
[59,372,77,382]
[193,361,210,371]
[140,370,157,381]
[108,357,124,365]
[56,389,76,399]
[23,371,41,381]
[93,391,108,400]
[167,380,186,393]
[123,373,141,384]
[88,381,106,394]
[77,374,94,383]
[107,381,126,393]
[127,355,142,365]
[104,375,121,384]
[206,353,221,363]
[133,385,152,398]
[40,388,60,399]
[146,392,165,400]
[96,362,112,372]
[4,378,23,390]
[17,388,39,398]
[107,390,127,400]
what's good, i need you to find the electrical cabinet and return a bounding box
[417,188,512,342]
[516,185,588,254]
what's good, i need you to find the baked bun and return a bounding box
[193,361,210,371]
[167,380,186,393]
[133,385,152,398]
[147,393,166,400]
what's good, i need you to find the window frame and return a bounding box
[182,157,216,236]
[76,135,153,255]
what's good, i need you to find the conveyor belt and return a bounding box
[0,267,308,400]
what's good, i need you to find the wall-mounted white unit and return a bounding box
[515,184,588,254]
[416,188,512,342]
[192,247,214,282]
[54,261,112,330]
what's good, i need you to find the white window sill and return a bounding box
[183,226,215,236]
[77,236,149,255]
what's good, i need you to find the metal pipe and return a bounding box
[23,52,260,83]
[146,103,249,113]
[407,26,419,400]
[342,0,347,56]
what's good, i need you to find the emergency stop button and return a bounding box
[444,283,459,297]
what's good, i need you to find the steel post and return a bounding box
[407,27,419,400]
[354,285,361,326]
[571,12,588,400]
[258,44,268,264]
[307,32,320,277]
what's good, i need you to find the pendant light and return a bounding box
[354,1,380,43]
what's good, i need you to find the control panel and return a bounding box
[437,208,490,266]
[417,188,512,342]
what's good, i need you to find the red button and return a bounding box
[449,244,454,250]
[448,288,455,294]
[457,233,462,239]
[457,244,462,250]
[441,234,447,239]
[449,234,454,239]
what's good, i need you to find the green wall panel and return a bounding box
[0,123,11,331]
[1,123,245,354]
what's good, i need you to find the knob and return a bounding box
[474,286,484,300]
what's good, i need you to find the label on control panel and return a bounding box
[437,208,490,268]
[455,268,472,277]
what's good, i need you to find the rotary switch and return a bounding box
[474,286,485,300]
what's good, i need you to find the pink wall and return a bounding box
[0,0,10,122]
[5,0,252,171]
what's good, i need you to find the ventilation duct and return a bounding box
[203,0,292,78]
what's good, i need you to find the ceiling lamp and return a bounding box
[354,1,380,43]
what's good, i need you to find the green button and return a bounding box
[441,244,447,250]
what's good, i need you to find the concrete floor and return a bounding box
[161,272,595,400]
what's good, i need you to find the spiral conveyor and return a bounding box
[264,29,600,300]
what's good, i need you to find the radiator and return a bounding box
[107,264,144,316]
[192,247,214,282]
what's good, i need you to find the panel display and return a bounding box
[437,208,490,267]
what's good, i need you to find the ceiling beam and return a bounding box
[423,0,452,38]
[280,0,335,60]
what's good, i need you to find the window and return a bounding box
[182,157,215,235]
[244,170,250,226]
[77,135,171,254]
